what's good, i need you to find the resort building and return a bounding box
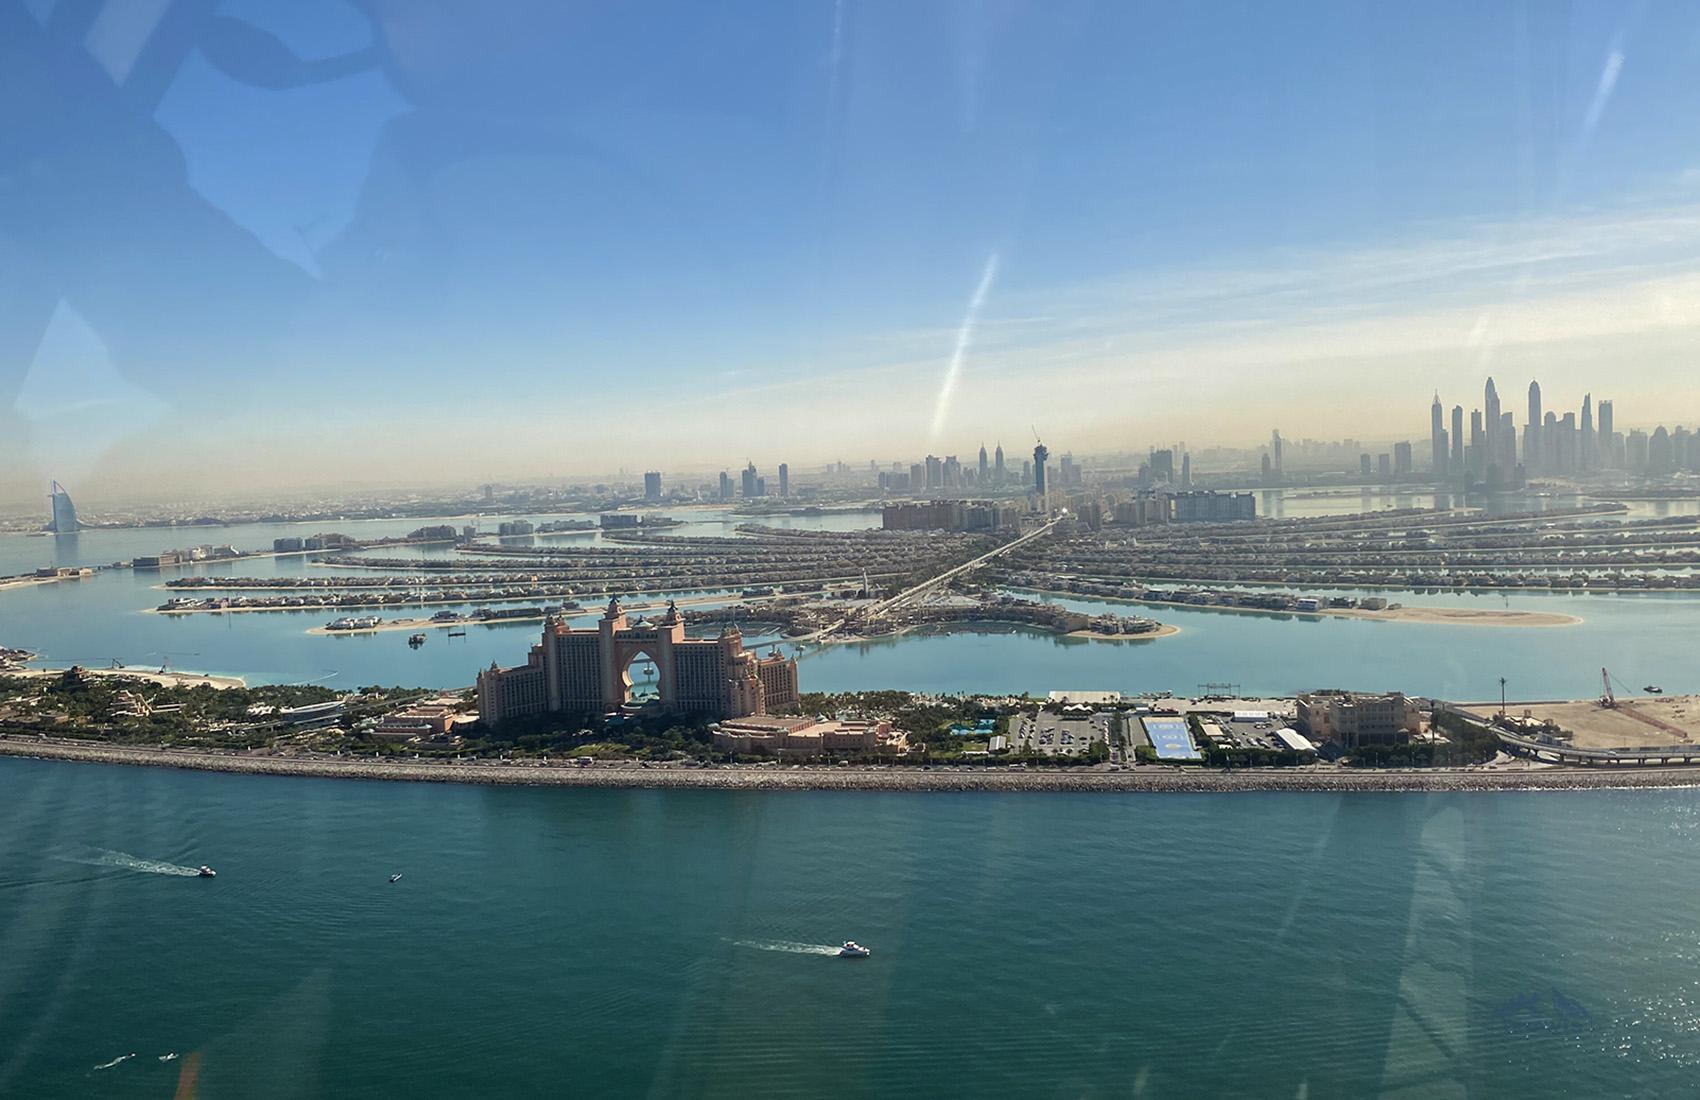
[372,699,471,742]
[711,716,905,758]
[881,499,1022,532]
[476,597,799,724]
[48,480,79,533]
[1294,690,1420,747]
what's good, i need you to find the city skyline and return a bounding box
[15,202,1700,506]
[10,3,1700,502]
[18,371,1700,517]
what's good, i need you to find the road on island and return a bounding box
[792,518,1060,645]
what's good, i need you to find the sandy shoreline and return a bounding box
[1340,605,1580,627]
[4,737,1697,793]
[304,615,547,636]
[0,573,91,592]
[1064,623,1182,641]
[1099,592,1581,628]
[5,668,246,689]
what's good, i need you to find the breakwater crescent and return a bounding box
[4,737,1696,793]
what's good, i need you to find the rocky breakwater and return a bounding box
[4,737,1698,793]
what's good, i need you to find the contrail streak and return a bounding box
[931,252,999,442]
[1579,42,1624,143]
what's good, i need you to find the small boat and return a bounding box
[197,866,216,878]
[837,941,870,958]
[389,873,402,883]
[1645,685,1664,694]
[408,633,427,647]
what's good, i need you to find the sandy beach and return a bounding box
[0,572,92,592]
[1065,623,1182,641]
[1339,606,1581,627]
[5,667,246,689]
[305,615,547,636]
[1124,595,1581,628]
[3,736,1696,792]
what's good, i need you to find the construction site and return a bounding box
[1494,670,1700,751]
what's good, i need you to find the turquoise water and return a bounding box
[796,584,1699,701]
[2,509,1697,700]
[4,755,1699,1097]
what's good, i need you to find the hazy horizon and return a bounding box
[8,1,1700,505]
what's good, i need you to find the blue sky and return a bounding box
[7,0,1700,497]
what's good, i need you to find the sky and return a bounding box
[6,0,1700,504]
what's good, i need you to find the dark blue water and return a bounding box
[3,756,1698,1098]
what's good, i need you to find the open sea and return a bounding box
[4,755,1700,1098]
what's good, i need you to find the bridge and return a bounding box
[792,518,1060,645]
[861,517,1059,618]
[1454,710,1700,768]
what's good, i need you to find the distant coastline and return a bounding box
[3,737,1694,793]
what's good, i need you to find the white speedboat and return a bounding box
[390,873,402,883]
[837,941,870,958]
[197,866,216,878]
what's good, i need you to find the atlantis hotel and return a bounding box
[476,598,800,724]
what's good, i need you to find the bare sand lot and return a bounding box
[1522,695,1700,748]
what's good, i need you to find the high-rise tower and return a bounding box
[1430,393,1447,479]
[1526,381,1543,473]
[1580,394,1596,472]
[978,444,988,486]
[1598,400,1615,468]
[1033,442,1049,496]
[1484,377,1501,462]
[1451,405,1465,473]
[993,443,1004,485]
[47,481,78,533]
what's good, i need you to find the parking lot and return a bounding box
[1012,711,1111,756]
[1202,719,1285,751]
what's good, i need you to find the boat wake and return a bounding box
[92,1054,135,1071]
[730,938,844,956]
[57,846,203,877]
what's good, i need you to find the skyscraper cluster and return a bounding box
[878,442,1024,494]
[713,460,788,500]
[1430,377,1700,483]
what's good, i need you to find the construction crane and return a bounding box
[154,651,201,675]
[1600,667,1690,740]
